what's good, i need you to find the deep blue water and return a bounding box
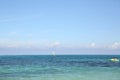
[0,55,120,67]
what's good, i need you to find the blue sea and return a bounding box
[0,55,120,80]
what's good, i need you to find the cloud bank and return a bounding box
[0,40,120,55]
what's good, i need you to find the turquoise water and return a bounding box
[0,55,120,80]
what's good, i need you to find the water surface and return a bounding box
[0,55,120,80]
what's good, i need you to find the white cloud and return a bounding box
[85,42,97,48]
[0,40,35,48]
[52,42,60,46]
[110,42,120,49]
[91,42,96,48]
[0,40,56,49]
[48,41,61,48]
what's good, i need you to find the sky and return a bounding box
[0,0,120,55]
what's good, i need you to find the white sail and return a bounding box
[52,51,56,56]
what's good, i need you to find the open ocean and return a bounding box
[0,55,120,80]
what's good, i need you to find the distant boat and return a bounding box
[110,58,119,62]
[52,51,56,56]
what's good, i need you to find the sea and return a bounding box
[0,55,120,80]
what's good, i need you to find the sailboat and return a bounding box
[52,51,56,56]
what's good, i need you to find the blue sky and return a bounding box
[0,0,120,55]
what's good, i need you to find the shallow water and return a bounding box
[0,55,120,80]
